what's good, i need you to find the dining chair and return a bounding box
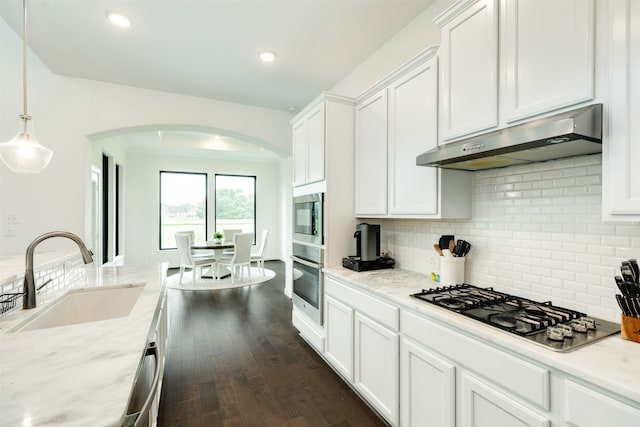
[175,230,212,257]
[216,232,253,284]
[222,228,243,255]
[222,228,242,243]
[175,232,216,284]
[250,229,269,274]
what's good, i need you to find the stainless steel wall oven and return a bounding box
[292,243,323,325]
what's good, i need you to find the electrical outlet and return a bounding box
[3,212,20,224]
[3,226,16,237]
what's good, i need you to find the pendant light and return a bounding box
[0,0,52,173]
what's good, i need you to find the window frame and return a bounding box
[159,170,208,250]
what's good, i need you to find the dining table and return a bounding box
[191,241,234,279]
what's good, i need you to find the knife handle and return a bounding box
[629,259,639,284]
[617,294,630,316]
[621,264,635,284]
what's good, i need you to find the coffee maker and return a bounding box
[355,223,380,261]
[343,223,395,272]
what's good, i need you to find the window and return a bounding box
[215,174,256,243]
[159,171,207,249]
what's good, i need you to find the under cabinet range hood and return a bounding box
[417,104,603,171]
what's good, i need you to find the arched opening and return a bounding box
[87,124,288,267]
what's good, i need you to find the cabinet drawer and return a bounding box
[565,380,640,427]
[325,277,399,331]
[401,310,549,410]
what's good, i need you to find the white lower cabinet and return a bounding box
[324,276,400,426]
[323,274,640,427]
[565,380,640,427]
[460,373,550,427]
[324,295,354,381]
[401,337,455,427]
[354,312,399,425]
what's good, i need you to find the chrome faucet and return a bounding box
[23,231,94,309]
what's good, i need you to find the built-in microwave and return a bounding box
[293,193,323,246]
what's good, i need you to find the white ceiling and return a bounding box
[1,0,434,158]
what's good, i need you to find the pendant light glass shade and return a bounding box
[0,116,53,173]
[0,0,53,174]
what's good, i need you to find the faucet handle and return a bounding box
[36,278,53,292]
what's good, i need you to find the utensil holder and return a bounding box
[440,257,465,286]
[620,314,640,343]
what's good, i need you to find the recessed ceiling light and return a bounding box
[259,51,277,63]
[106,11,132,28]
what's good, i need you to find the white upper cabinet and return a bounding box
[292,102,325,187]
[500,0,595,123]
[355,89,389,216]
[437,0,498,142]
[388,58,439,215]
[355,48,472,219]
[604,0,640,220]
[436,0,595,144]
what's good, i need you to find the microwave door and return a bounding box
[295,202,312,235]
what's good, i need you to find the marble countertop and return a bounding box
[0,263,167,427]
[324,266,640,405]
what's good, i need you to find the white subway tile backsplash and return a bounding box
[374,155,639,323]
[0,254,87,317]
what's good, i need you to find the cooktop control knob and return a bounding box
[546,326,565,341]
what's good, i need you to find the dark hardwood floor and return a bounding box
[158,261,387,427]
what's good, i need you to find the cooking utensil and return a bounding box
[448,240,456,255]
[453,240,464,257]
[439,235,454,254]
[460,240,471,256]
[434,243,443,257]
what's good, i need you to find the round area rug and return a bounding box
[166,267,276,291]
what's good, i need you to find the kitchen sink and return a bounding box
[12,284,145,332]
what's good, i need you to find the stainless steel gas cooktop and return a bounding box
[411,284,620,352]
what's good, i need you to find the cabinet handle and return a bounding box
[122,342,161,427]
[291,255,323,269]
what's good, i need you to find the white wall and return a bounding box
[123,151,282,266]
[0,18,292,256]
[331,0,455,98]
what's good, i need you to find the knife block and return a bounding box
[620,315,640,343]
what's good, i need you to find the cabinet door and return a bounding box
[292,119,308,186]
[401,338,455,427]
[605,0,640,217]
[324,295,354,381]
[500,0,594,123]
[354,312,399,426]
[355,90,388,215]
[388,58,439,215]
[460,373,550,427]
[438,0,498,142]
[306,103,325,184]
[565,380,640,427]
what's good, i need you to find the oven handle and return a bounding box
[291,255,323,270]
